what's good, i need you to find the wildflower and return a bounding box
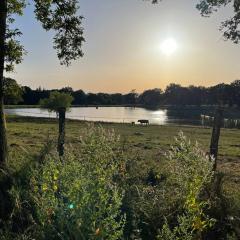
[53,169,59,180]
[95,228,100,236]
[47,208,53,216]
[42,184,48,191]
[192,216,204,231]
[53,184,58,191]
[33,186,38,192]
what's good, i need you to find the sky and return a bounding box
[8,0,240,93]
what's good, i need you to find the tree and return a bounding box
[3,77,23,104]
[72,89,86,105]
[123,90,138,106]
[196,0,240,43]
[164,84,187,105]
[110,93,123,105]
[40,91,73,156]
[138,88,163,107]
[0,0,84,166]
[230,80,240,107]
[60,86,74,94]
[187,85,206,106]
[0,0,8,168]
[87,93,99,105]
[208,83,231,105]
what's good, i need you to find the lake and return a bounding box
[5,106,240,126]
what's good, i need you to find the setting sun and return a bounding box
[160,38,177,56]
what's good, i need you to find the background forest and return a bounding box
[6,78,240,107]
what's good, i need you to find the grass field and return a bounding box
[6,115,240,197]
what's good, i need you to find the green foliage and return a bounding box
[159,216,196,240]
[5,0,84,72]
[5,38,25,72]
[40,91,73,112]
[3,77,23,104]
[196,0,240,43]
[7,0,26,15]
[158,132,215,239]
[138,88,162,107]
[166,132,214,199]
[2,120,240,239]
[34,0,85,65]
[123,132,215,239]
[30,126,125,239]
[5,0,26,72]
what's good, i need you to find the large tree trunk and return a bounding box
[58,108,66,157]
[0,0,7,167]
[210,106,223,171]
[0,1,12,222]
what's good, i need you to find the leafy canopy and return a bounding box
[3,77,23,104]
[5,0,84,72]
[40,91,73,112]
[196,0,240,43]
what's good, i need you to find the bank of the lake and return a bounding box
[5,105,240,127]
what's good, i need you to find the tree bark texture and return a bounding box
[0,0,7,167]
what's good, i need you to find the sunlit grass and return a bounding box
[7,115,240,201]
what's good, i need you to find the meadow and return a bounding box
[7,115,240,196]
[3,115,240,239]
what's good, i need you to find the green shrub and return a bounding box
[4,128,238,239]
[5,126,126,239]
[123,132,215,239]
[31,126,126,239]
[158,132,215,239]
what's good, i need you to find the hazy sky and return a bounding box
[8,0,240,93]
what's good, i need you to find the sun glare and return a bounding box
[160,38,177,56]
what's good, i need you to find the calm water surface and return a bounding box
[5,106,207,125]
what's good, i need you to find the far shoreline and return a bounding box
[6,114,209,130]
[5,104,240,109]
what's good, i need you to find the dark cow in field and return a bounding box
[138,119,149,125]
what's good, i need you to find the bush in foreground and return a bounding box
[3,126,126,239]
[123,132,215,239]
[2,128,239,239]
[158,132,215,239]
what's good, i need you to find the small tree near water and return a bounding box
[40,92,73,156]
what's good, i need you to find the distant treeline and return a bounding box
[9,80,240,107]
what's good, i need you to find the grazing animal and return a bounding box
[138,119,149,125]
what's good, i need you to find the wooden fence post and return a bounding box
[210,106,224,171]
[58,108,66,157]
